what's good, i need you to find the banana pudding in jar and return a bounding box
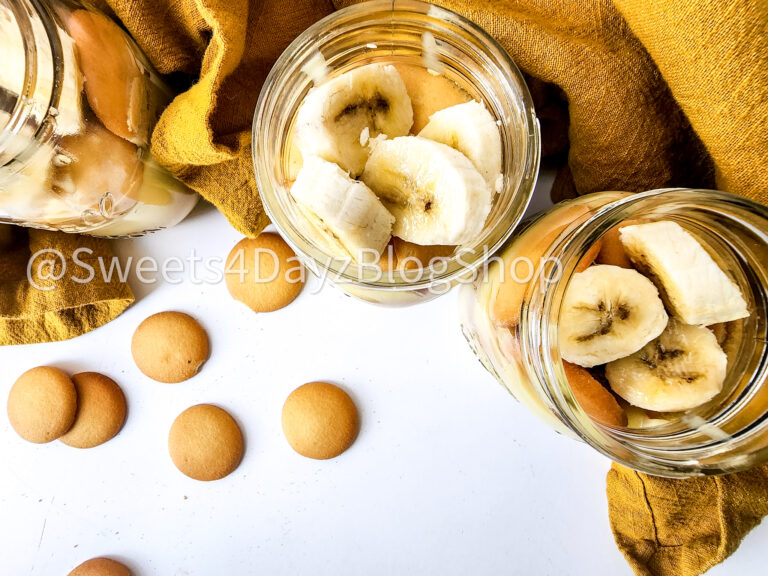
[461,188,768,477]
[253,0,540,306]
[0,0,197,237]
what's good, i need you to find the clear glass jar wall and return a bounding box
[0,0,197,237]
[253,0,540,306]
[461,189,768,477]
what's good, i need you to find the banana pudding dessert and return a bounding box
[254,1,539,306]
[463,189,766,464]
[0,2,197,236]
[287,62,501,268]
[561,219,748,423]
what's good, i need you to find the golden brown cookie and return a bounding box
[392,238,455,270]
[225,233,304,313]
[492,202,593,327]
[7,366,77,444]
[393,63,470,133]
[67,10,149,145]
[282,382,359,460]
[68,557,131,576]
[60,372,127,449]
[575,238,603,272]
[168,404,244,481]
[131,311,209,383]
[563,361,627,428]
[596,222,641,269]
[377,240,398,271]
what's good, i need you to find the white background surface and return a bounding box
[1,173,766,576]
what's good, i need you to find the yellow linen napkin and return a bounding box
[614,0,768,204]
[0,226,133,345]
[106,0,335,236]
[608,463,768,576]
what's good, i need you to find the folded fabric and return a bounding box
[106,0,335,236]
[608,463,768,576]
[106,0,767,233]
[614,0,768,205]
[0,226,133,345]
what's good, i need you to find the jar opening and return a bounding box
[1,0,198,236]
[253,0,540,294]
[526,189,768,476]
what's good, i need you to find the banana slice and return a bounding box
[625,406,670,429]
[606,319,727,412]
[294,64,413,177]
[559,265,669,367]
[490,202,595,327]
[360,136,492,245]
[52,121,144,209]
[418,100,502,191]
[290,156,394,263]
[619,220,749,325]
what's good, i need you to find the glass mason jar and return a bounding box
[461,189,768,477]
[253,0,540,306]
[0,0,197,237]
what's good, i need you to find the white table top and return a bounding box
[1,172,765,575]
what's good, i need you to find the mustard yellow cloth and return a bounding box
[0,226,133,345]
[106,0,335,235]
[608,463,768,576]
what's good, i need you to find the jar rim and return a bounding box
[0,0,35,143]
[252,0,541,291]
[0,0,26,128]
[525,188,768,476]
[0,0,61,164]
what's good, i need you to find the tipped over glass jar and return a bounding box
[461,189,768,477]
[0,0,197,237]
[253,0,540,306]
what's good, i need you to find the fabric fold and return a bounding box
[608,463,768,576]
[106,0,335,237]
[0,227,134,346]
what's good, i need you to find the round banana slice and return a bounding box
[606,319,727,412]
[290,156,394,263]
[625,406,670,429]
[52,121,143,214]
[559,265,668,367]
[361,136,492,246]
[294,63,413,176]
[419,100,502,192]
